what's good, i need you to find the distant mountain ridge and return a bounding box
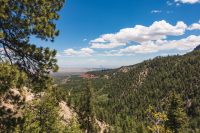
[64,50,200,132]
[194,44,200,51]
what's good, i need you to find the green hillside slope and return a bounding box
[56,50,200,132]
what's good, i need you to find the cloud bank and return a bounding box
[90,20,187,49]
[119,35,200,54]
[64,48,94,56]
[63,20,200,57]
[175,0,200,4]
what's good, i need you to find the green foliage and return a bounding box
[0,0,65,91]
[64,118,82,133]
[79,81,99,133]
[146,106,170,133]
[55,50,200,132]
[0,62,27,95]
[18,90,66,132]
[0,63,27,132]
[166,92,188,133]
[0,0,69,132]
[0,0,64,40]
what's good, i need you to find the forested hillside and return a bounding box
[56,50,200,133]
[1,0,200,132]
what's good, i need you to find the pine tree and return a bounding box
[64,118,82,133]
[146,106,170,133]
[0,63,27,132]
[166,92,188,133]
[0,62,27,95]
[79,81,99,133]
[19,90,66,132]
[0,0,66,132]
[0,0,65,91]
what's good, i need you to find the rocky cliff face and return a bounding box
[0,87,110,132]
[59,101,77,124]
[0,87,34,129]
[0,87,33,118]
[59,101,110,132]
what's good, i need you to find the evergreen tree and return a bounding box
[56,50,200,132]
[19,90,66,132]
[79,81,99,133]
[64,118,82,133]
[146,106,170,133]
[166,92,188,133]
[0,63,27,132]
[0,62,27,95]
[0,0,65,91]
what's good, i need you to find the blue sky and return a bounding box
[31,0,200,68]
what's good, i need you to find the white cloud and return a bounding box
[91,42,126,49]
[64,48,94,56]
[63,20,200,58]
[102,50,126,56]
[188,21,200,30]
[175,0,200,4]
[119,42,159,54]
[151,10,162,13]
[90,20,187,49]
[119,35,200,54]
